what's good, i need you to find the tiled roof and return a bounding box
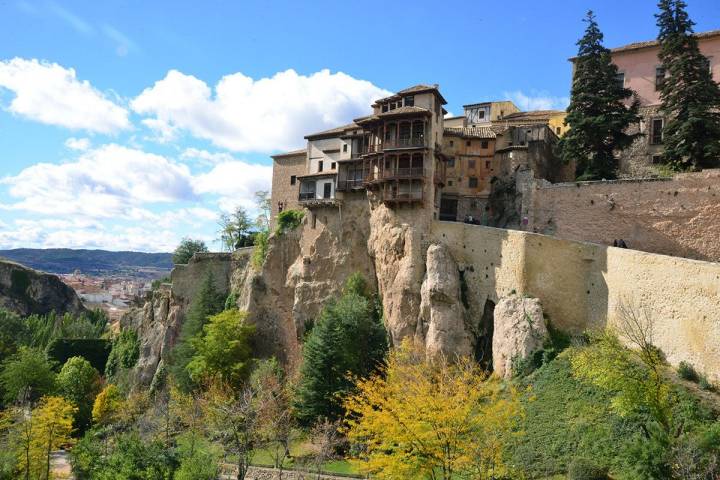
[569,29,720,60]
[500,110,565,121]
[304,122,359,139]
[271,148,306,158]
[375,84,447,105]
[444,126,497,139]
[354,106,432,124]
[496,145,529,153]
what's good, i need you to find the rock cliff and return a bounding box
[0,259,87,317]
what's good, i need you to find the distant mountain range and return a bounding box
[0,248,173,277]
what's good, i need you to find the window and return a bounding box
[466,140,471,146]
[655,66,666,90]
[615,72,625,89]
[290,175,296,185]
[652,154,663,164]
[468,159,476,169]
[382,104,388,113]
[318,160,324,172]
[556,127,561,135]
[447,157,455,168]
[651,118,664,145]
[478,110,485,119]
[404,95,414,107]
[278,201,284,213]
[448,180,454,186]
[485,161,490,169]
[343,144,347,152]
[331,162,336,170]
[500,110,504,118]
[468,177,479,188]
[323,182,332,199]
[481,140,488,149]
[449,140,454,147]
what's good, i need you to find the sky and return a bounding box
[0,0,718,252]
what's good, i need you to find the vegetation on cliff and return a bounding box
[172,237,208,264]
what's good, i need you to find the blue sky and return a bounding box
[0,0,718,252]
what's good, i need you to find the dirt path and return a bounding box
[50,450,74,480]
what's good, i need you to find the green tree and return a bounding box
[56,356,101,433]
[169,272,224,392]
[218,207,254,251]
[656,0,720,170]
[0,308,29,365]
[0,347,56,405]
[294,273,388,426]
[559,11,641,180]
[105,328,140,380]
[172,238,208,265]
[254,190,271,231]
[187,309,255,388]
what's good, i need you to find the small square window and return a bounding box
[468,159,476,169]
[652,154,663,164]
[485,161,490,169]
[655,66,666,91]
[469,177,479,188]
[651,118,664,145]
[466,140,471,147]
[447,158,455,168]
[290,175,296,185]
[449,140,454,147]
[481,140,488,149]
[448,180,453,186]
[556,127,561,135]
[343,144,347,152]
[318,160,324,172]
[615,72,625,89]
[331,162,336,170]
[404,95,414,107]
[382,104,388,113]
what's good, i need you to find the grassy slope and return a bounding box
[510,352,641,479]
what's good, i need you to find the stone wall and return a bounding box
[170,252,236,305]
[526,169,720,262]
[433,221,720,381]
[616,104,665,177]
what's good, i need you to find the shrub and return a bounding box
[173,238,208,264]
[56,356,102,432]
[105,329,140,379]
[48,338,111,375]
[568,458,609,480]
[251,230,269,270]
[0,346,56,404]
[699,374,715,392]
[224,292,238,311]
[275,209,304,235]
[678,361,700,382]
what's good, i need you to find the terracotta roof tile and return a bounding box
[304,122,359,139]
[569,29,720,60]
[271,148,307,158]
[444,126,497,139]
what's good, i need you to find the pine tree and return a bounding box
[656,0,720,170]
[294,274,388,426]
[169,272,224,392]
[559,11,641,180]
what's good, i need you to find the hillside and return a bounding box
[0,259,87,317]
[0,248,172,276]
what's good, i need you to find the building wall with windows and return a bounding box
[270,150,307,228]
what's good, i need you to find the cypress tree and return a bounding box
[656,0,720,170]
[559,11,641,180]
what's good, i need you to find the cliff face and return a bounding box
[0,259,87,317]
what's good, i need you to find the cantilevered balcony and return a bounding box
[383,137,426,150]
[381,167,426,180]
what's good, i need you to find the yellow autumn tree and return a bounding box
[92,384,123,426]
[13,396,76,480]
[343,339,523,480]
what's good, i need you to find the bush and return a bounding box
[105,329,140,379]
[275,209,304,235]
[568,458,609,480]
[699,374,715,391]
[678,361,700,382]
[48,338,111,375]
[173,238,208,264]
[56,356,102,432]
[251,230,269,270]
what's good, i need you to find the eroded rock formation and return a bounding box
[492,295,547,378]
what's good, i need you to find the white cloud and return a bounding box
[64,137,91,151]
[194,161,272,212]
[504,90,570,111]
[180,147,236,166]
[1,144,195,218]
[0,58,130,133]
[132,68,390,152]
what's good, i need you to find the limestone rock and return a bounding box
[420,244,472,357]
[492,295,547,378]
[0,259,87,317]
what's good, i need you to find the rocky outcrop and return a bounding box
[0,259,87,317]
[419,244,472,357]
[121,287,182,388]
[492,295,547,378]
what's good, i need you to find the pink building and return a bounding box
[611,29,720,107]
[572,30,720,176]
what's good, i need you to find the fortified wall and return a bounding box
[523,169,720,262]
[433,222,720,381]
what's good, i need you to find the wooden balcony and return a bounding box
[336,178,365,191]
[383,137,426,150]
[383,189,424,203]
[381,167,426,180]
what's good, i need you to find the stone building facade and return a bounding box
[270,149,306,228]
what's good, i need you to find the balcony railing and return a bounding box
[383,190,423,202]
[299,192,316,201]
[361,144,382,155]
[382,167,426,179]
[336,179,365,191]
[383,137,426,149]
